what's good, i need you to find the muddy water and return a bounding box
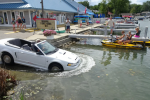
[1,19,150,100]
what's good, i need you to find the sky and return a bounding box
[75,0,148,6]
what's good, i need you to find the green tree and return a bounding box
[130,7,136,14]
[93,5,99,10]
[130,4,142,13]
[90,6,94,10]
[99,0,108,15]
[78,1,90,9]
[108,0,130,16]
[141,1,150,12]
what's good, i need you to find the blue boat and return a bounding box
[74,15,92,23]
[113,17,124,19]
[138,18,144,20]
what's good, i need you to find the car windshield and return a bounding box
[37,41,57,55]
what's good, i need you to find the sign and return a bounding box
[36,18,56,29]
[49,13,53,15]
[33,15,37,21]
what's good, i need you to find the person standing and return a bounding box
[18,17,23,30]
[16,16,19,29]
[106,17,115,36]
[66,18,71,33]
[11,18,16,32]
[86,18,89,26]
[22,17,26,29]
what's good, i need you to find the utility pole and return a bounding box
[40,0,44,18]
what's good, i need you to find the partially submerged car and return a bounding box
[0,38,81,72]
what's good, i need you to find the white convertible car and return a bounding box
[0,38,81,72]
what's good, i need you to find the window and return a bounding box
[20,12,23,18]
[12,12,15,20]
[4,12,8,24]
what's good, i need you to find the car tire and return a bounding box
[1,53,14,65]
[49,63,63,72]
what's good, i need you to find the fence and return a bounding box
[92,18,107,24]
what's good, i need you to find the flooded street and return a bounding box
[1,19,150,100]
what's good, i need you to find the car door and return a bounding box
[16,49,46,68]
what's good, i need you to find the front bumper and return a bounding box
[64,58,81,71]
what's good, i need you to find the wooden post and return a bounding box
[40,0,44,18]
[144,26,148,38]
[104,26,107,35]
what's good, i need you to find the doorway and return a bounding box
[3,12,8,24]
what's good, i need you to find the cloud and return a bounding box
[74,0,102,5]
[130,0,146,4]
[75,0,147,5]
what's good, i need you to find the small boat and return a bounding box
[138,18,144,20]
[101,39,143,49]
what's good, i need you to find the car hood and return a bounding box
[47,49,79,63]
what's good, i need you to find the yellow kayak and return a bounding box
[101,40,143,49]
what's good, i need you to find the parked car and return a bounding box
[0,38,81,72]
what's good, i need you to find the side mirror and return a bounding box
[36,52,43,55]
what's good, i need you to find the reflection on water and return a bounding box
[101,48,147,66]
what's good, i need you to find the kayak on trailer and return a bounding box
[101,39,143,49]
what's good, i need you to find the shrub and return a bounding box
[0,68,17,98]
[43,30,56,36]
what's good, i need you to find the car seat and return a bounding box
[22,44,31,51]
[31,44,37,52]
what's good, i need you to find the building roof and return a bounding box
[0,0,93,14]
[24,0,77,13]
[142,11,150,13]
[0,3,32,9]
[121,13,132,16]
[0,0,77,13]
[64,0,93,14]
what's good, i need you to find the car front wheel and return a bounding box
[1,53,14,65]
[49,63,63,72]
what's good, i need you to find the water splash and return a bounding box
[56,54,95,77]
[38,54,95,78]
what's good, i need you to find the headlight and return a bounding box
[67,63,76,66]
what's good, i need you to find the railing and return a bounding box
[92,18,107,24]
